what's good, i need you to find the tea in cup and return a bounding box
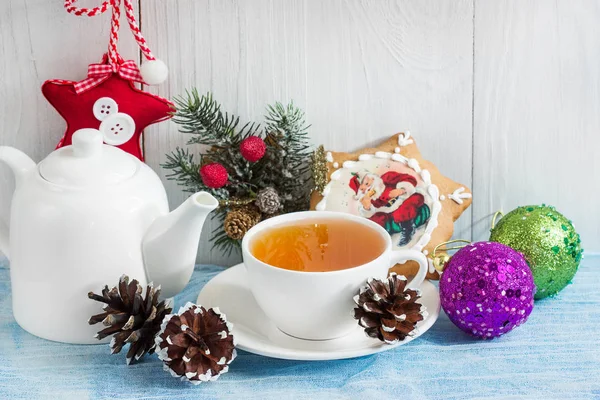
[242,211,428,340]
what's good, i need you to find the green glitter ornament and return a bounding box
[489,205,583,300]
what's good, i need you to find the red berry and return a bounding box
[240,136,266,162]
[199,163,228,189]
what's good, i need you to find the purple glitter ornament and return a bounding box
[439,241,535,339]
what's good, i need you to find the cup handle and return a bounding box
[389,249,428,289]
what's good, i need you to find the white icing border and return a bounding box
[316,150,441,253]
[448,187,471,205]
[427,258,436,274]
[398,131,414,147]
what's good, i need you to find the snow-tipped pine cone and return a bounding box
[353,273,428,344]
[155,302,236,384]
[255,187,281,214]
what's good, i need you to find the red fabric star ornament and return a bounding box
[42,59,173,161]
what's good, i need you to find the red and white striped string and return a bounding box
[122,0,155,61]
[64,0,155,69]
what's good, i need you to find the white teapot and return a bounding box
[0,129,218,344]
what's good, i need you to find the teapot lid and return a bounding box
[39,129,138,187]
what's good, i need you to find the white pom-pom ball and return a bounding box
[140,59,168,85]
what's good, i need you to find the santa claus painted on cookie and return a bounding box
[349,171,431,246]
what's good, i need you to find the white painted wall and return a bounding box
[0,0,597,266]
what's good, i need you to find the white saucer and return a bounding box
[197,263,440,361]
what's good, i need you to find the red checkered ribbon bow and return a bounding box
[74,58,144,94]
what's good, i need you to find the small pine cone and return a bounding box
[255,187,281,214]
[233,204,262,226]
[353,273,428,344]
[224,208,256,240]
[88,275,173,364]
[155,303,237,384]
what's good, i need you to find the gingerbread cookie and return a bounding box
[310,132,472,279]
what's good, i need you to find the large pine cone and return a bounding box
[354,273,428,344]
[155,303,236,384]
[88,275,173,364]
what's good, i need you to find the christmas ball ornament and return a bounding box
[140,59,169,85]
[490,205,583,299]
[255,187,281,214]
[240,136,266,162]
[88,275,173,364]
[200,163,228,189]
[354,273,427,344]
[439,242,535,339]
[155,302,236,384]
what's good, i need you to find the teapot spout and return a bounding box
[142,192,218,298]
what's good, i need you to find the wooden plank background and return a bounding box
[0,0,597,266]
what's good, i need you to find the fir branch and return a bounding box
[161,148,228,198]
[265,103,309,137]
[262,101,312,211]
[162,148,202,192]
[171,90,239,146]
[210,211,241,257]
[163,91,313,258]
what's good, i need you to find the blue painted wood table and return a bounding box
[1,256,599,400]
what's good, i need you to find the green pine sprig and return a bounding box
[163,91,312,256]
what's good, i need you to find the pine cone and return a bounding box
[155,303,236,384]
[224,208,256,240]
[88,275,173,364]
[233,204,262,225]
[255,187,281,214]
[353,273,428,344]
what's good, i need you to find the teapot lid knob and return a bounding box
[72,129,103,158]
[39,128,137,186]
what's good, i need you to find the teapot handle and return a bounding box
[0,146,37,260]
[0,219,8,259]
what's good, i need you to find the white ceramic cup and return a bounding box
[241,211,428,341]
